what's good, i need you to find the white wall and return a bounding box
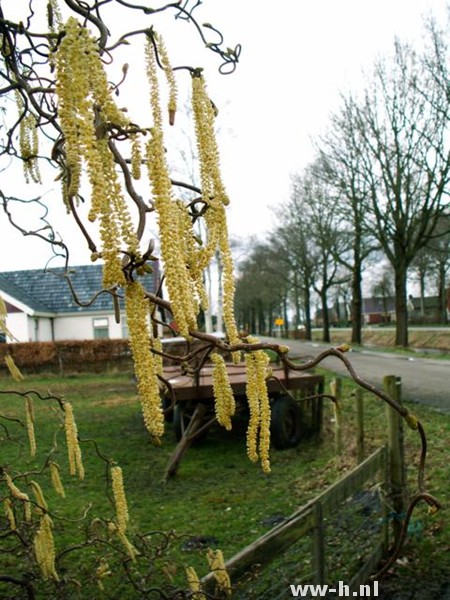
[27,316,55,342]
[53,312,125,340]
[6,312,30,342]
[5,309,160,342]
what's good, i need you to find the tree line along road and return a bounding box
[261,336,450,413]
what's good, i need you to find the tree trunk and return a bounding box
[283,294,289,336]
[394,262,408,347]
[438,264,448,325]
[267,306,274,336]
[250,307,256,335]
[293,271,301,329]
[303,282,312,341]
[419,273,426,317]
[351,263,363,345]
[321,290,331,343]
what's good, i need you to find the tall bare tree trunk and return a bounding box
[394,262,408,347]
[438,264,448,325]
[321,290,331,343]
[351,257,363,345]
[304,280,313,341]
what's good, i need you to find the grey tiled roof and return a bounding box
[409,296,440,311]
[362,296,396,314]
[0,264,159,314]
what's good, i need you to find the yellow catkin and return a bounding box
[191,74,229,208]
[0,295,6,321]
[4,499,16,531]
[244,337,272,473]
[145,38,198,337]
[150,336,164,379]
[4,354,25,381]
[33,514,59,581]
[5,472,29,502]
[25,396,36,457]
[185,566,203,599]
[111,466,129,534]
[155,32,177,125]
[244,352,260,463]
[219,229,240,351]
[24,501,32,523]
[15,89,41,184]
[0,296,17,342]
[190,73,240,349]
[117,530,137,562]
[211,353,235,430]
[31,481,48,512]
[4,473,32,521]
[130,134,142,180]
[64,402,85,480]
[206,548,231,596]
[54,17,139,288]
[175,200,208,312]
[256,350,271,474]
[95,559,112,590]
[49,462,65,498]
[125,281,164,442]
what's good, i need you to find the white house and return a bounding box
[0,264,159,343]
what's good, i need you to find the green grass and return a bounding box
[0,370,448,598]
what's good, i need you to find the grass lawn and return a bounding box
[0,369,448,599]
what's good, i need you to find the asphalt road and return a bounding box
[260,336,450,412]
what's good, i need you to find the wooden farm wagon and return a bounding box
[160,341,325,477]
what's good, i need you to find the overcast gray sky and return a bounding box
[1,0,448,271]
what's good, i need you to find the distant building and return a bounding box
[361,296,396,325]
[0,264,159,342]
[408,294,450,324]
[314,297,395,327]
[314,302,350,327]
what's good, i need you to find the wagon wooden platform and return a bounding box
[161,361,325,478]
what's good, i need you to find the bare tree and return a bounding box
[274,193,321,341]
[273,221,317,340]
[291,166,350,343]
[316,97,379,345]
[353,38,450,346]
[235,239,290,335]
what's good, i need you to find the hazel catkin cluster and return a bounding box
[211,352,236,430]
[244,337,272,473]
[125,280,164,442]
[54,17,140,288]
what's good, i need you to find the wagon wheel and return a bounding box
[161,394,174,423]
[270,394,302,449]
[173,403,209,443]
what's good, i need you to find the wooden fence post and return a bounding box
[383,375,407,546]
[330,377,343,454]
[355,388,364,463]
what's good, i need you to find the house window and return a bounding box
[93,317,109,339]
